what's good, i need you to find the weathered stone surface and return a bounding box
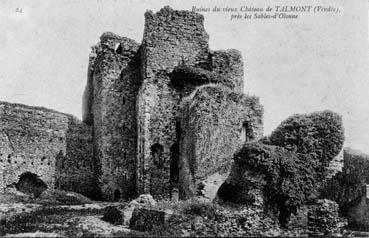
[80,6,255,200]
[122,194,157,226]
[134,194,157,206]
[0,101,94,197]
[136,6,210,199]
[134,6,252,200]
[179,85,263,199]
[129,207,173,231]
[171,49,244,92]
[15,172,47,197]
[321,148,369,230]
[88,32,141,200]
[1,6,258,201]
[102,206,124,225]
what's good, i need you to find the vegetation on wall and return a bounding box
[266,110,344,166]
[231,142,320,227]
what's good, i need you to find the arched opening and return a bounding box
[217,182,239,203]
[241,121,254,142]
[16,172,47,197]
[151,143,164,168]
[113,189,121,201]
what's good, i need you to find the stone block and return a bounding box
[122,194,157,226]
[102,206,124,225]
[129,207,173,231]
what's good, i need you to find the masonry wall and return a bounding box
[340,150,369,230]
[178,85,263,199]
[82,44,100,125]
[136,6,210,198]
[91,32,141,200]
[210,49,244,93]
[170,49,244,97]
[320,148,369,230]
[0,101,93,196]
[55,118,95,198]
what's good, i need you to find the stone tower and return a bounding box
[83,6,264,200]
[0,6,263,201]
[83,33,141,200]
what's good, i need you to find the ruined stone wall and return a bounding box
[170,49,244,97]
[320,148,369,229]
[0,101,93,196]
[55,118,95,198]
[91,32,141,200]
[179,85,263,199]
[80,6,254,200]
[136,6,210,198]
[82,44,100,125]
[345,185,369,230]
[210,50,244,93]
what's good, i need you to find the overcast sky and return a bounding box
[0,0,368,153]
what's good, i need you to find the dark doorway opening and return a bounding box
[151,143,164,168]
[170,121,181,200]
[217,182,239,203]
[16,172,47,197]
[170,143,179,199]
[113,189,121,201]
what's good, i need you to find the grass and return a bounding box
[1,206,101,237]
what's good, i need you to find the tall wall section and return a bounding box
[55,118,95,197]
[170,49,245,96]
[178,85,263,199]
[137,6,210,198]
[89,32,141,200]
[321,148,369,229]
[0,101,93,196]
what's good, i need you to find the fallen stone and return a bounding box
[102,206,124,225]
[134,194,157,206]
[68,215,134,236]
[129,207,173,231]
[122,194,157,226]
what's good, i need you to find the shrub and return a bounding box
[232,142,320,227]
[267,110,344,166]
[182,200,217,219]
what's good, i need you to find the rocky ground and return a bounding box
[1,190,369,237]
[0,190,140,237]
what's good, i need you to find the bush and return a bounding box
[267,110,344,166]
[182,200,217,219]
[232,142,320,227]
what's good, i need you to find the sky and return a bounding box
[0,0,368,152]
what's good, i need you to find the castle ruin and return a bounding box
[0,6,263,201]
